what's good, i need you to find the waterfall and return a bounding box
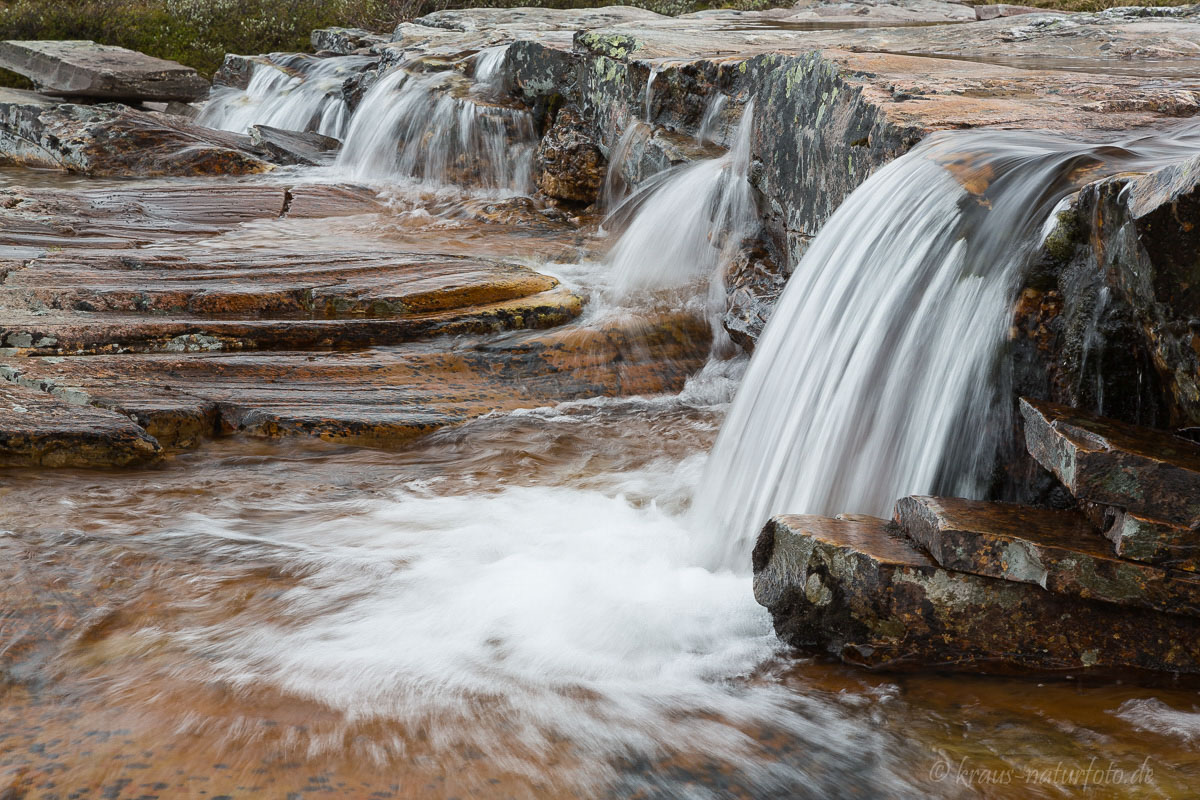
[198,54,372,138]
[603,101,758,307]
[335,54,537,192]
[692,125,1200,570]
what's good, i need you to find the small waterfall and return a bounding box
[335,58,536,192]
[198,54,372,138]
[603,102,758,306]
[693,125,1200,569]
[697,94,728,145]
[601,121,650,209]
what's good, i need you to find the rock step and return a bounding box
[753,513,1200,675]
[895,495,1200,618]
[0,287,582,354]
[1099,506,1200,573]
[0,311,711,452]
[1021,397,1200,527]
[0,40,209,102]
[1,251,561,316]
[0,382,160,468]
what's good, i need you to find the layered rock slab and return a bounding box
[0,381,160,468]
[895,495,1200,618]
[1022,397,1200,527]
[0,40,209,101]
[753,513,1200,674]
[0,311,710,450]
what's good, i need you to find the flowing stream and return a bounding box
[6,48,1200,799]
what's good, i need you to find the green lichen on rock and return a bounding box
[575,31,642,61]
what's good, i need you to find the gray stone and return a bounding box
[311,27,389,55]
[1022,397,1200,527]
[249,125,340,166]
[0,40,209,101]
[0,88,271,177]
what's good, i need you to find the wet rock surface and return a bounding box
[249,124,341,166]
[0,39,209,101]
[754,513,1200,674]
[0,88,272,176]
[535,104,606,204]
[1022,397,1200,527]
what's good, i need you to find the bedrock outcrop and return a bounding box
[0,40,209,101]
[755,401,1200,675]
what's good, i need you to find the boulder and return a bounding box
[1021,397,1200,528]
[753,513,1200,674]
[0,40,208,102]
[249,124,340,166]
[0,88,271,177]
[535,104,606,204]
[895,495,1200,618]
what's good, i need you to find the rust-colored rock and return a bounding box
[0,381,160,468]
[754,513,1200,674]
[896,495,1200,618]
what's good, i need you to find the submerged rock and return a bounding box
[0,40,209,102]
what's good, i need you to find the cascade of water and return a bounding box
[603,101,758,308]
[692,124,1200,570]
[335,62,537,192]
[697,94,728,145]
[643,66,660,122]
[600,121,650,210]
[198,54,372,138]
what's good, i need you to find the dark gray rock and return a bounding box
[535,104,605,204]
[249,125,340,166]
[0,40,208,101]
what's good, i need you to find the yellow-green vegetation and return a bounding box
[0,0,425,76]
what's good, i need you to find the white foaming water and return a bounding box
[160,439,913,795]
[693,125,1200,568]
[604,101,758,305]
[697,93,728,144]
[198,54,372,138]
[335,61,536,192]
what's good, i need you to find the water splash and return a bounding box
[693,125,1200,569]
[335,63,536,192]
[198,54,373,138]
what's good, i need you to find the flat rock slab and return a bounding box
[1022,397,1200,527]
[0,311,710,450]
[0,40,209,102]
[753,513,1200,674]
[0,381,160,468]
[249,124,340,166]
[896,495,1200,618]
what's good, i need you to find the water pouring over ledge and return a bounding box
[693,123,1200,570]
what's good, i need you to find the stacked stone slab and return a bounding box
[754,398,1200,676]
